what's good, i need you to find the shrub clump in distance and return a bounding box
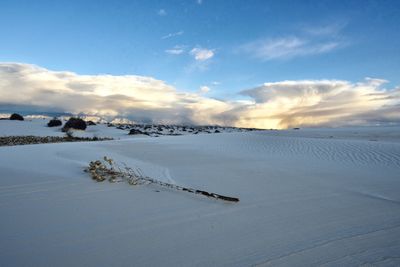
[62,117,87,132]
[47,118,62,127]
[10,113,24,121]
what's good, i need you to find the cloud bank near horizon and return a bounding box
[0,63,399,129]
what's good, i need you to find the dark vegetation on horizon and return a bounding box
[1,112,265,139]
[0,135,112,147]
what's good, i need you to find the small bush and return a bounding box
[47,119,62,127]
[62,117,87,132]
[129,129,145,135]
[10,113,24,121]
[87,121,96,126]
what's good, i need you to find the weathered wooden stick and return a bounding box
[87,157,239,203]
[143,177,239,202]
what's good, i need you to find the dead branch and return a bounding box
[85,156,239,203]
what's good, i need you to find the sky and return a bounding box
[0,0,399,128]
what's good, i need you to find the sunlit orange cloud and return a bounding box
[1,63,399,129]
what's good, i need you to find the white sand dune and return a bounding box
[0,119,131,139]
[1,120,400,266]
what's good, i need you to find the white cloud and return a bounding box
[199,86,210,93]
[0,63,231,125]
[234,79,399,129]
[165,49,184,55]
[165,45,186,55]
[240,37,340,60]
[161,31,184,39]
[190,47,214,61]
[1,63,399,129]
[239,22,347,61]
[303,22,347,36]
[158,9,167,16]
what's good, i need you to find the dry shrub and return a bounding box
[85,157,239,202]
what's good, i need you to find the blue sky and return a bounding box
[1,0,399,96]
[0,1,399,128]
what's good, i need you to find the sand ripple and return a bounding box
[188,133,400,168]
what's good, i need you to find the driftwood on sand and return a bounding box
[85,157,239,203]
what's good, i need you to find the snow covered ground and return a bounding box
[1,120,400,266]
